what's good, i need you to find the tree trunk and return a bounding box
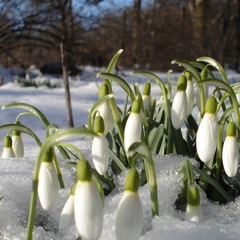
[60,41,74,127]
[132,0,141,67]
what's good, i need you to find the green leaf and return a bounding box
[97,72,135,101]
[197,56,228,83]
[107,49,124,73]
[2,102,50,127]
[0,123,42,146]
[149,124,164,153]
[192,166,233,202]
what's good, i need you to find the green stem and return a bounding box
[128,142,159,217]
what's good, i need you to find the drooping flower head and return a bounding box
[115,168,143,240]
[97,82,114,134]
[59,183,76,230]
[222,122,239,177]
[185,72,194,117]
[171,75,188,129]
[185,185,204,222]
[38,148,58,211]
[74,159,103,240]
[2,135,15,158]
[196,96,218,163]
[124,99,142,156]
[142,82,152,116]
[92,115,109,175]
[12,130,24,157]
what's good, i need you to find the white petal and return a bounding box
[185,204,204,222]
[222,136,239,177]
[98,101,114,134]
[74,181,103,240]
[186,80,194,116]
[38,162,58,211]
[59,195,75,230]
[92,134,109,175]
[12,135,24,157]
[142,95,151,115]
[124,113,142,153]
[196,113,218,163]
[171,91,188,129]
[115,191,143,240]
[2,147,15,158]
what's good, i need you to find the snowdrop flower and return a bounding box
[185,185,204,222]
[142,82,152,116]
[59,184,76,230]
[38,150,58,211]
[74,159,103,240]
[171,75,188,129]
[92,115,109,175]
[124,99,142,155]
[12,130,24,157]
[185,72,194,116]
[2,135,15,158]
[196,96,218,163]
[97,82,114,134]
[115,168,143,240]
[222,122,239,177]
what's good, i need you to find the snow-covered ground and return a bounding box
[0,64,240,239]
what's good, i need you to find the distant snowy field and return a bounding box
[0,64,240,239]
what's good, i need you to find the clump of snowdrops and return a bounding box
[0,49,240,239]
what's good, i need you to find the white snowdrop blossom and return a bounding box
[92,115,109,175]
[74,160,103,240]
[171,75,188,129]
[2,135,15,158]
[59,193,75,230]
[38,161,58,211]
[12,131,24,157]
[115,168,143,240]
[92,134,109,175]
[222,122,239,177]
[185,185,204,223]
[97,82,114,134]
[196,96,218,163]
[142,82,152,116]
[115,191,143,240]
[124,100,142,155]
[185,204,204,222]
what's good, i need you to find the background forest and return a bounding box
[0,0,239,72]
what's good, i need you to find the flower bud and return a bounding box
[222,122,239,177]
[124,100,142,155]
[185,185,204,222]
[74,159,103,240]
[171,75,188,129]
[115,169,143,240]
[2,135,15,158]
[12,130,24,157]
[196,96,218,163]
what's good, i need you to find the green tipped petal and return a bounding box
[185,72,192,81]
[3,135,12,148]
[125,168,140,192]
[94,115,105,134]
[131,100,141,114]
[77,159,92,182]
[143,82,151,96]
[187,185,200,206]
[99,82,110,98]
[177,75,187,91]
[205,96,217,114]
[226,122,236,137]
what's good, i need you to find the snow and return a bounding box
[0,64,240,239]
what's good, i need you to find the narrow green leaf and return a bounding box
[107,49,124,73]
[2,102,50,127]
[149,124,164,153]
[97,72,135,101]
